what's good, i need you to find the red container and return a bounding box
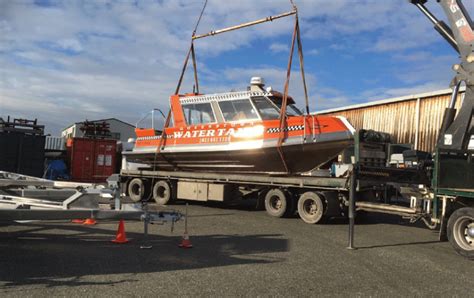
[67,138,117,183]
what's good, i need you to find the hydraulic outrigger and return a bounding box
[413,0,473,258]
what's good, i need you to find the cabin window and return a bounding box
[287,104,303,116]
[252,96,281,120]
[218,99,259,122]
[269,96,303,116]
[182,103,216,125]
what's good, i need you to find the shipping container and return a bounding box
[0,132,45,177]
[67,138,117,183]
[45,136,66,151]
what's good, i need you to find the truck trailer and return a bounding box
[120,0,474,259]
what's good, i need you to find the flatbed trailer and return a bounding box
[120,128,473,259]
[120,168,350,221]
[119,130,426,225]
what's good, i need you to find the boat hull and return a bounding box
[123,138,353,174]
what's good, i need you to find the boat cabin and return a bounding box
[170,77,302,128]
[130,77,354,173]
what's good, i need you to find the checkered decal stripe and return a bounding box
[267,125,305,133]
[136,135,171,141]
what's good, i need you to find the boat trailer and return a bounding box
[0,171,183,245]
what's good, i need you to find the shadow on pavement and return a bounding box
[0,222,288,288]
[354,240,441,250]
[326,212,428,227]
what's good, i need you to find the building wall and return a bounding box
[61,126,75,139]
[318,90,464,152]
[61,119,135,143]
[105,119,135,142]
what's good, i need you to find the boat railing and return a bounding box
[135,109,167,131]
[312,115,316,142]
[303,115,306,142]
[303,115,317,142]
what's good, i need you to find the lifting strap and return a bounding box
[276,10,310,174]
[156,0,208,159]
[296,15,310,115]
[276,16,298,173]
[175,0,207,95]
[174,43,194,96]
[156,0,311,176]
[191,43,199,94]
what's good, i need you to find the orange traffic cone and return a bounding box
[71,219,84,224]
[179,203,192,248]
[83,218,97,225]
[112,219,129,244]
[178,232,193,248]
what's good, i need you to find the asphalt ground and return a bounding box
[0,200,473,297]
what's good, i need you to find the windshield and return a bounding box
[182,103,216,125]
[269,96,303,116]
[287,104,303,116]
[251,96,280,120]
[218,99,259,122]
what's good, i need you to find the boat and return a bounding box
[123,77,355,174]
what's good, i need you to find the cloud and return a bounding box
[57,38,83,53]
[392,52,456,85]
[0,0,462,134]
[269,42,289,53]
[298,0,446,53]
[359,81,449,102]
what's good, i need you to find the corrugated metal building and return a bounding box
[61,118,135,143]
[317,88,465,152]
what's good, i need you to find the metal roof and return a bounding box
[62,118,134,131]
[315,87,465,114]
[179,91,272,104]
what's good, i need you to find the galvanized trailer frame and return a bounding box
[0,172,183,246]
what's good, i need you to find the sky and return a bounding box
[0,0,471,135]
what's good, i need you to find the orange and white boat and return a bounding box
[123,77,355,174]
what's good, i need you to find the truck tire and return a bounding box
[153,180,172,205]
[128,178,145,202]
[264,188,290,218]
[255,190,266,211]
[447,207,474,260]
[297,191,325,224]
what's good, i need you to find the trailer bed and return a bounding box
[120,169,351,191]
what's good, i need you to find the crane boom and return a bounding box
[411,0,474,151]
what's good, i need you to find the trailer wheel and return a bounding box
[297,191,325,224]
[255,190,266,211]
[128,178,145,202]
[264,188,290,218]
[153,180,172,205]
[447,207,474,260]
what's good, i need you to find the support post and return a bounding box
[347,163,358,250]
[140,203,152,249]
[114,185,121,211]
[184,203,188,234]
